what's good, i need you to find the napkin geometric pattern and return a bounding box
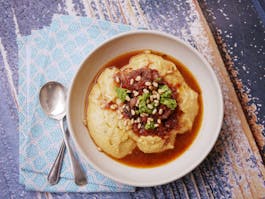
[18,14,138,192]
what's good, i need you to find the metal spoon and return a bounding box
[39,81,87,186]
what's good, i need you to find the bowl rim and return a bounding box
[66,30,224,187]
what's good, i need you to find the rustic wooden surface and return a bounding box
[0,0,264,198]
[199,0,265,162]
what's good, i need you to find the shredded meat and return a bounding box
[114,68,180,138]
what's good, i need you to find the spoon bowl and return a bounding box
[39,81,67,120]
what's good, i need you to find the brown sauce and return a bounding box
[85,50,203,168]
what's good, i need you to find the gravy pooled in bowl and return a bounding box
[85,50,203,168]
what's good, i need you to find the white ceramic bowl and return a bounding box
[67,30,223,187]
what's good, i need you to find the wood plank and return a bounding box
[192,1,265,197]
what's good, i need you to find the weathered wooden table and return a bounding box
[1,0,264,198]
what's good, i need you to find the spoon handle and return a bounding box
[59,119,88,186]
[47,141,66,185]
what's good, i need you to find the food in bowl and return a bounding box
[85,50,203,167]
[67,31,223,185]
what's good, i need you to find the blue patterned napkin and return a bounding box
[18,14,138,192]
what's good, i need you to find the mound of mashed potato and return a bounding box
[86,52,199,159]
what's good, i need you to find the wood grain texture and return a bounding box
[0,0,264,198]
[193,1,265,197]
[198,0,265,162]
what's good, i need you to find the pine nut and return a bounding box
[133,91,139,97]
[136,99,140,107]
[125,96,130,101]
[140,113,148,117]
[152,82,158,87]
[115,76,120,83]
[158,89,163,94]
[145,81,151,86]
[147,117,154,122]
[135,76,141,81]
[110,104,117,110]
[130,79,134,85]
[147,104,153,109]
[143,88,149,93]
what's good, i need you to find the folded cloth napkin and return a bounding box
[18,14,138,192]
